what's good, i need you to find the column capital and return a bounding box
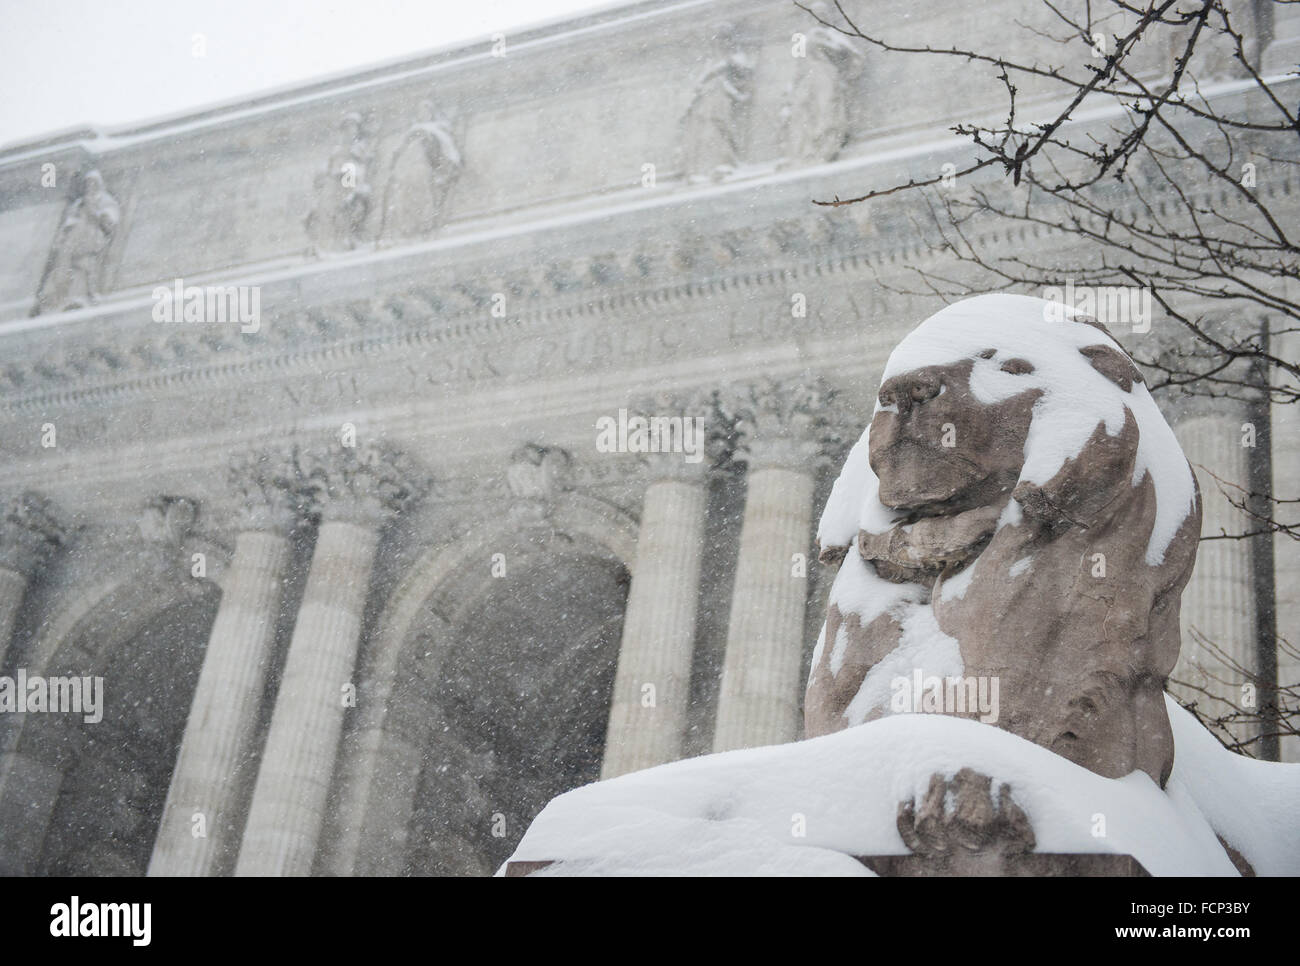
[0,492,66,577]
[629,386,718,483]
[229,450,303,535]
[725,377,834,472]
[300,442,429,528]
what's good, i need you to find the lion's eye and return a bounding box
[911,382,940,403]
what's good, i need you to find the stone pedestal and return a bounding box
[601,455,708,778]
[504,852,1149,877]
[855,853,1149,876]
[713,381,826,752]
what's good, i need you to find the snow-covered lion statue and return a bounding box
[807,293,1201,789]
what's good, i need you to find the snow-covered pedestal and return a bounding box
[502,697,1298,877]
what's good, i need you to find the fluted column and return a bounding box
[1171,406,1258,747]
[148,454,300,876]
[714,381,828,752]
[0,750,63,875]
[602,446,710,778]
[0,493,65,668]
[1271,313,1300,762]
[235,444,424,876]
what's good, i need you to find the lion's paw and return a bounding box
[897,767,1035,858]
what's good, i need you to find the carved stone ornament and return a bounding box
[726,377,834,472]
[228,449,305,534]
[506,443,573,528]
[0,491,67,576]
[297,442,429,528]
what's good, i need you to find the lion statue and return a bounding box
[806,293,1201,788]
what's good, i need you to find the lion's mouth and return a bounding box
[857,500,1006,583]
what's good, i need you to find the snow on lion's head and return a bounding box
[808,293,1201,787]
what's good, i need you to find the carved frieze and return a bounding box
[0,202,902,409]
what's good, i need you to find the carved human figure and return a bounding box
[784,5,864,164]
[305,112,375,253]
[33,169,121,315]
[806,294,1201,788]
[380,100,462,242]
[679,26,754,183]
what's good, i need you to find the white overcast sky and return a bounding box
[1,0,621,146]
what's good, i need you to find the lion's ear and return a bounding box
[1079,344,1144,392]
[816,540,848,566]
[1014,409,1141,533]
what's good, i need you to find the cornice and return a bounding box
[1,168,1294,417]
[0,222,883,411]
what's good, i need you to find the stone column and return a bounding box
[713,381,828,752]
[235,444,424,877]
[148,454,300,876]
[601,411,711,778]
[1270,312,1300,762]
[0,749,65,875]
[1171,405,1258,747]
[0,492,65,669]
